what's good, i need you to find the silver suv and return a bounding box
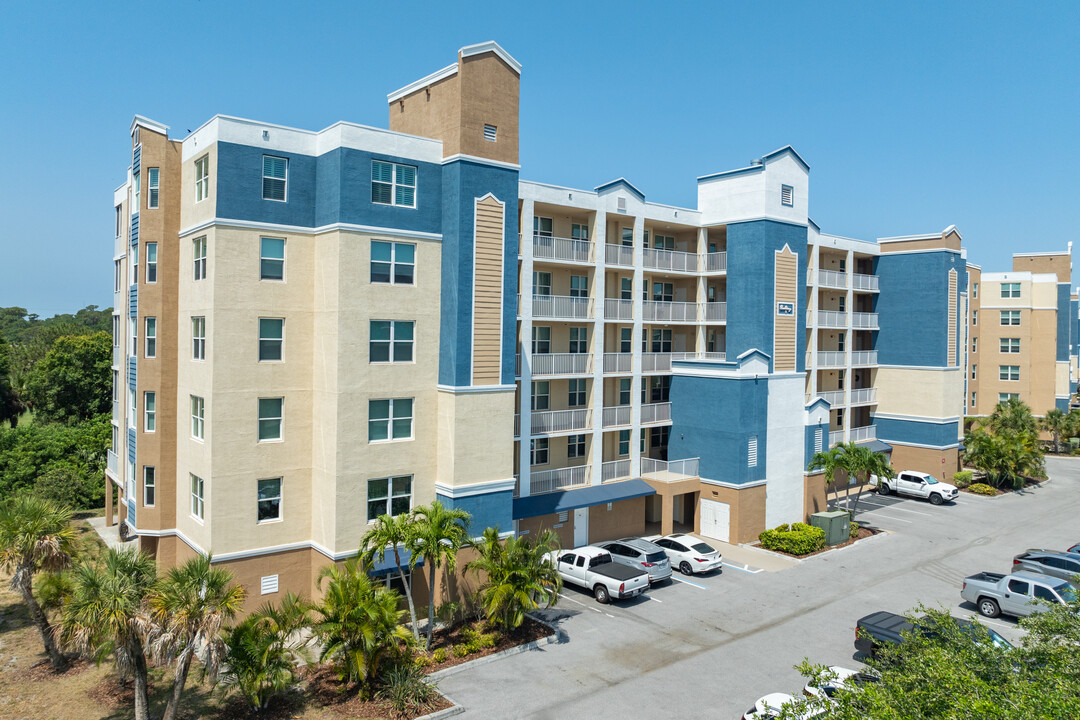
[1012,549,1080,583]
[598,537,672,584]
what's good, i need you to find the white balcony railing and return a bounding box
[850,350,878,366]
[530,408,591,435]
[641,457,700,482]
[602,405,632,428]
[705,252,727,272]
[673,351,727,362]
[829,429,845,446]
[605,244,634,267]
[816,269,848,289]
[643,301,697,322]
[113,344,122,367]
[602,459,631,483]
[816,310,848,328]
[812,390,846,406]
[851,312,879,329]
[533,235,593,263]
[525,465,592,496]
[852,273,879,291]
[811,351,846,368]
[849,387,877,404]
[643,248,699,273]
[604,298,634,320]
[642,353,672,373]
[703,302,727,322]
[106,449,119,476]
[850,425,876,442]
[530,294,593,319]
[603,353,633,373]
[523,353,592,377]
[641,402,672,424]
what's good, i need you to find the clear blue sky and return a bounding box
[2,1,1077,315]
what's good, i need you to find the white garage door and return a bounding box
[699,499,730,543]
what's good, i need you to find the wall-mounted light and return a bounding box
[262,130,269,141]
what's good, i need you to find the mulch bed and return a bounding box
[19,656,92,683]
[961,476,1045,496]
[85,672,151,708]
[760,526,882,559]
[304,665,452,719]
[420,616,552,674]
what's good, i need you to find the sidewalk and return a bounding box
[85,515,134,550]
[680,533,800,572]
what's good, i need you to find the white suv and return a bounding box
[873,470,958,505]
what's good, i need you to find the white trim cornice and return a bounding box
[442,153,521,171]
[178,218,443,242]
[435,478,517,498]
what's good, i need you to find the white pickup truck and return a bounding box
[871,470,958,505]
[547,546,650,604]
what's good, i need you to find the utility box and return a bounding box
[810,511,850,546]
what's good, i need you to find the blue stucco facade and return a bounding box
[804,417,829,467]
[1057,284,1070,362]
[437,489,514,536]
[875,417,959,448]
[877,250,964,367]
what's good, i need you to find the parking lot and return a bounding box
[438,457,1080,719]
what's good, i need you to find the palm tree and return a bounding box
[60,548,158,720]
[149,554,247,720]
[839,443,894,520]
[987,397,1037,435]
[466,527,562,632]
[312,558,411,699]
[0,495,76,671]
[1040,408,1069,453]
[361,513,420,641]
[806,446,849,510]
[409,501,471,650]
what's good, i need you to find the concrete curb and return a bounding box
[426,614,566,683]
[417,694,466,720]
[959,477,1050,500]
[746,528,892,564]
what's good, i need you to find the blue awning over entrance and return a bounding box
[857,439,893,454]
[512,478,657,520]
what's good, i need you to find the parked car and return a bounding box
[1066,542,1080,555]
[742,693,825,719]
[802,666,879,700]
[597,537,673,584]
[643,533,723,575]
[855,611,1013,656]
[1012,549,1080,583]
[870,471,959,505]
[545,547,649,604]
[961,571,1077,618]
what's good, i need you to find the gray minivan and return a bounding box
[598,537,672,584]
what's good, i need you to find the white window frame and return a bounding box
[973,282,979,299]
[129,317,137,357]
[258,397,284,442]
[257,477,283,523]
[128,387,136,429]
[999,365,1020,382]
[143,466,155,507]
[618,429,630,456]
[369,320,415,363]
[192,316,206,360]
[567,433,586,458]
[1000,282,1021,299]
[533,271,552,296]
[370,241,416,285]
[568,378,587,407]
[144,317,156,358]
[191,395,205,441]
[531,326,551,354]
[262,155,288,202]
[998,392,1019,403]
[531,381,549,411]
[258,318,284,362]
[533,216,553,238]
[133,171,140,213]
[194,155,209,203]
[1000,310,1021,326]
[193,236,207,281]
[147,167,159,209]
[371,160,417,208]
[569,275,588,298]
[190,473,205,521]
[569,326,588,353]
[368,398,414,442]
[145,242,157,283]
[530,438,549,466]
[260,237,285,281]
[366,475,413,521]
[144,391,155,432]
[1000,337,1020,354]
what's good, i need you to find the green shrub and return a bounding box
[432,647,448,664]
[461,626,499,652]
[452,643,471,658]
[413,654,433,668]
[378,664,439,716]
[758,522,826,555]
[850,522,860,539]
[952,471,974,488]
[968,483,997,496]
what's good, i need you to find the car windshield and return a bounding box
[1058,586,1078,603]
[985,628,1014,649]
[645,551,667,563]
[692,542,716,554]
[924,475,939,484]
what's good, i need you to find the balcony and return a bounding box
[533,235,593,264]
[643,301,697,322]
[516,408,592,437]
[641,457,700,482]
[816,310,847,328]
[520,465,591,496]
[113,343,122,367]
[603,353,633,373]
[602,405,632,428]
[829,429,845,446]
[811,390,846,406]
[809,350,878,368]
[605,244,634,267]
[703,302,727,322]
[852,273,879,292]
[641,402,672,425]
[849,387,877,405]
[604,298,634,320]
[851,425,876,442]
[106,449,119,477]
[851,350,878,366]
[851,312,879,329]
[705,252,727,273]
[602,459,631,483]
[643,248,699,273]
[527,294,594,320]
[809,388,877,407]
[520,353,592,377]
[813,269,848,289]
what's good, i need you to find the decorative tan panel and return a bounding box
[473,196,505,385]
[773,248,798,372]
[948,269,957,366]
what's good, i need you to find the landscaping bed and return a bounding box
[417,616,553,674]
[757,525,883,559]
[960,476,1045,497]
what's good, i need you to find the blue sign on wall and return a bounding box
[776,302,794,316]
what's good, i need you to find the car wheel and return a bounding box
[929,493,944,505]
[680,561,693,575]
[878,483,890,496]
[978,597,1001,618]
[593,584,610,604]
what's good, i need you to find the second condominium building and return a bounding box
[105,41,1054,607]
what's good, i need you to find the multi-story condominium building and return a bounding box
[105,41,1023,607]
[965,248,1074,417]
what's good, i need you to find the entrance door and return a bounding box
[573,507,589,548]
[699,499,730,543]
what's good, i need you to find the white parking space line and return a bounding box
[558,594,603,613]
[646,594,663,603]
[721,561,763,575]
[856,510,913,523]
[671,575,710,590]
[855,502,934,517]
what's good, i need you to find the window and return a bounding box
[621,228,633,246]
[620,327,632,353]
[533,216,553,238]
[838,369,845,389]
[971,392,976,407]
[114,260,122,292]
[837,332,846,352]
[1000,337,1020,353]
[192,317,206,360]
[144,317,156,358]
[112,370,119,404]
[618,430,630,456]
[1001,282,1021,298]
[190,474,205,520]
[130,317,138,357]
[147,168,159,208]
[999,365,1020,381]
[368,398,413,441]
[258,398,283,441]
[781,185,794,207]
[640,428,647,452]
[836,408,844,427]
[146,242,157,283]
[652,282,673,302]
[129,388,136,429]
[133,171,140,211]
[620,277,632,300]
[258,318,284,361]
[370,241,415,284]
[569,327,588,353]
[1006,579,1029,595]
[650,376,671,402]
[972,337,978,353]
[1000,310,1021,326]
[262,155,288,201]
[371,160,416,207]
[115,205,122,237]
[143,466,155,506]
[260,237,285,280]
[144,392,155,432]
[531,381,549,411]
[483,124,497,142]
[532,271,551,296]
[193,236,207,280]
[194,155,209,202]
[131,242,138,284]
[370,320,414,362]
[570,275,588,297]
[257,478,282,522]
[1033,585,1059,603]
[999,393,1019,403]
[619,378,631,405]
[191,395,205,440]
[651,329,672,353]
[531,326,550,354]
[571,223,589,240]
[367,476,412,521]
[530,438,549,465]
[973,282,978,299]
[838,296,846,312]
[972,310,978,326]
[568,379,587,407]
[748,436,759,467]
[568,434,585,458]
[652,426,670,449]
[839,258,846,272]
